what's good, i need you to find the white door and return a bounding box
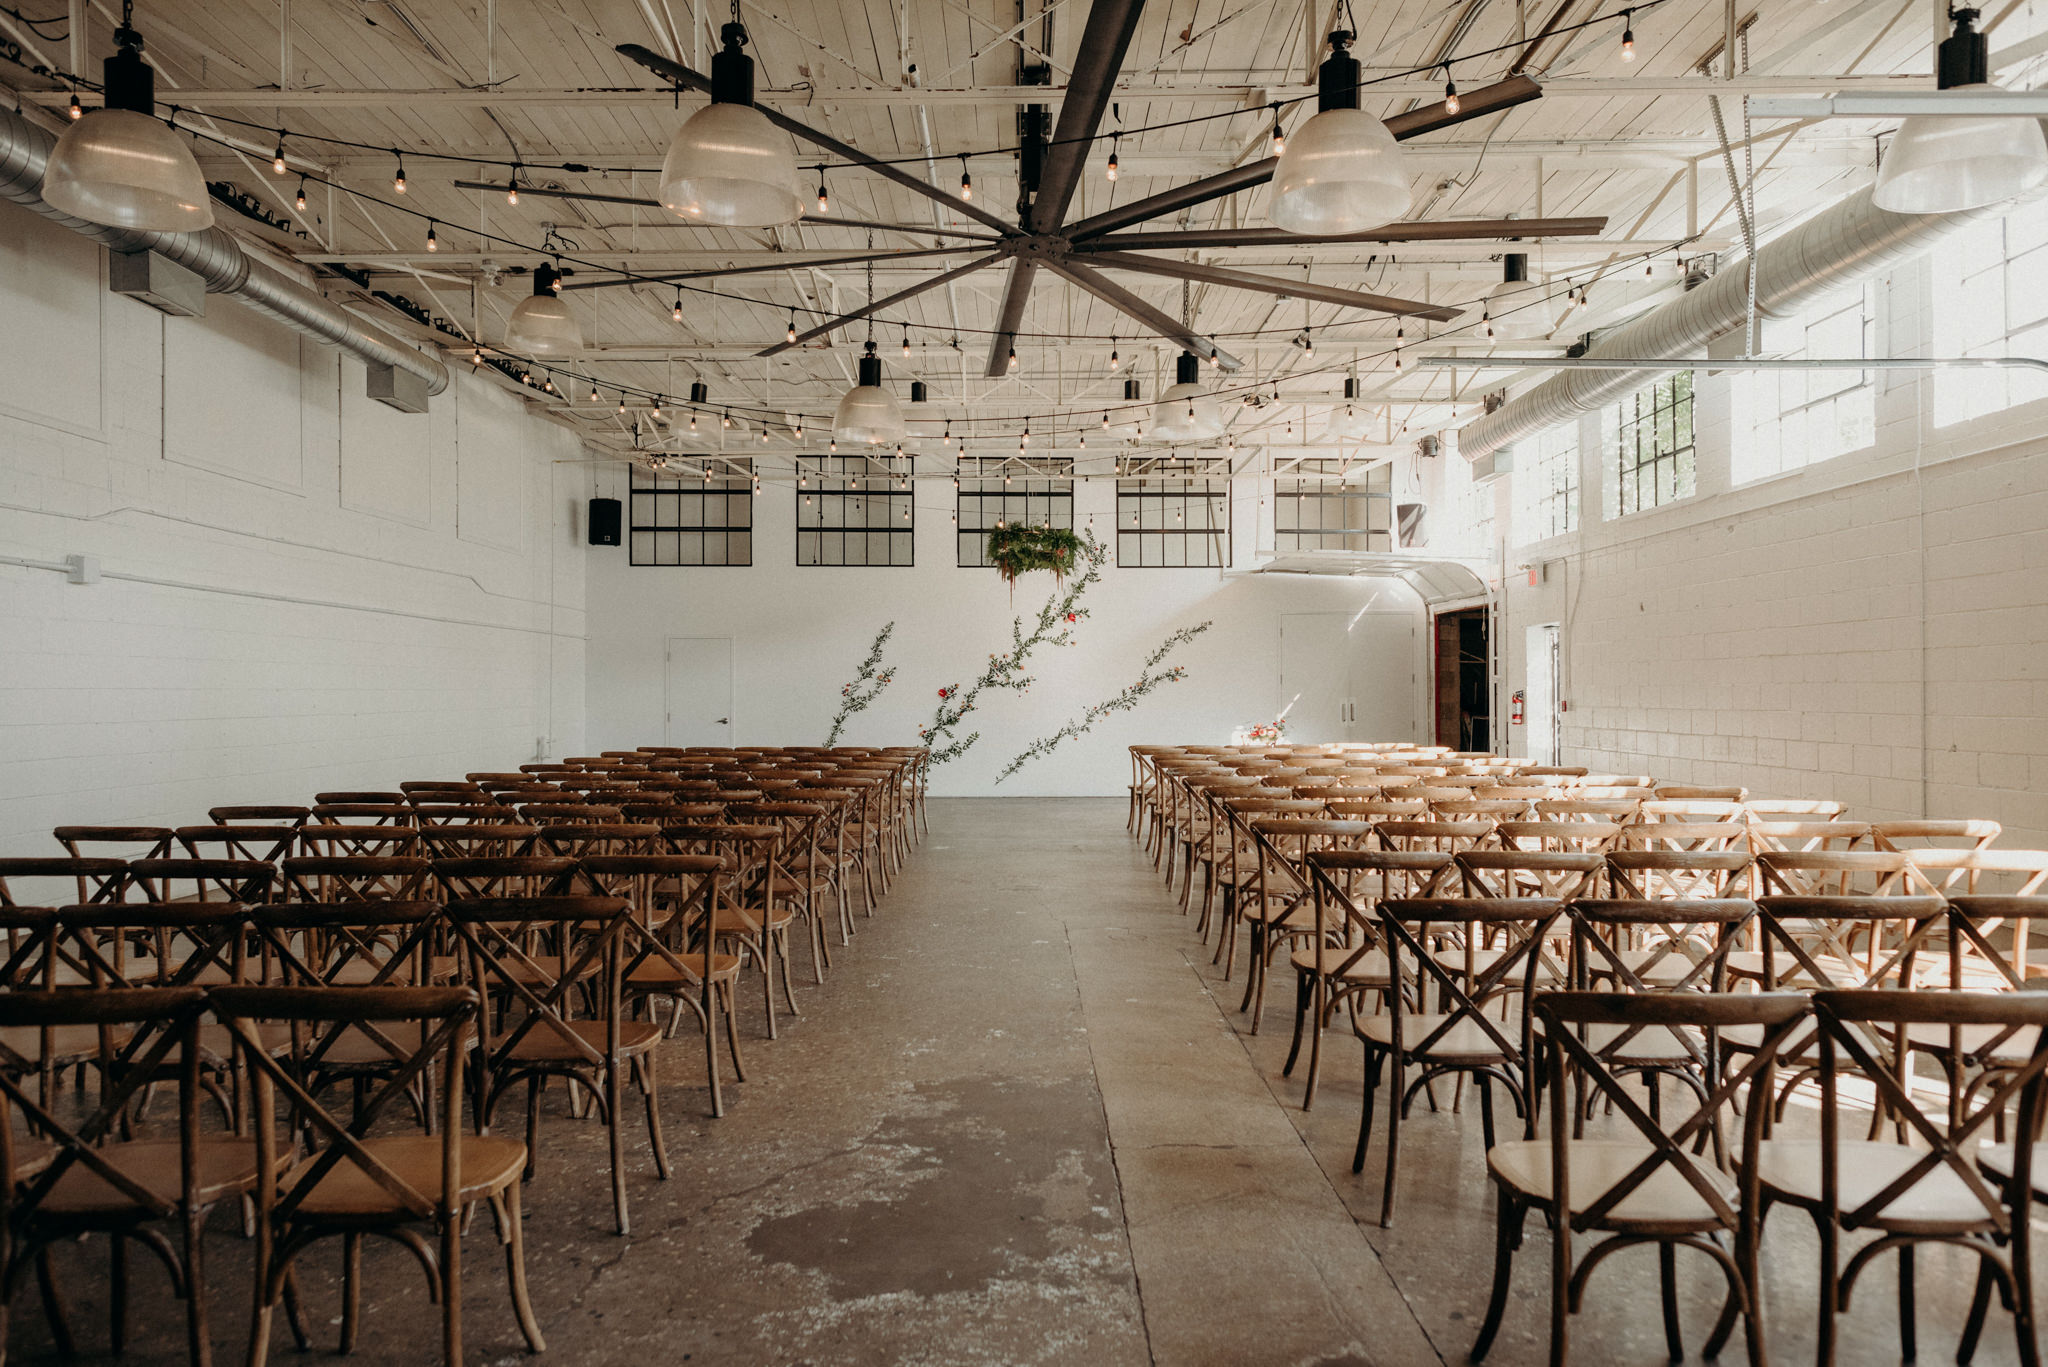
[1348,621,1419,741]
[665,637,734,746]
[1523,623,1561,765]
[1278,614,1349,741]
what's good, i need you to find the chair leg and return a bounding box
[440,1193,462,1367]
[1897,1245,1916,1363]
[638,1053,671,1180]
[608,1061,630,1236]
[183,1195,213,1367]
[1960,1262,1995,1367]
[722,982,748,1082]
[1658,1241,1683,1363]
[498,1184,546,1353]
[1282,970,1312,1077]
[1471,1196,1526,1362]
[702,979,724,1120]
[341,1231,363,1353]
[34,1247,73,1359]
[1354,1049,1381,1175]
[109,1234,128,1356]
[1379,1056,1403,1229]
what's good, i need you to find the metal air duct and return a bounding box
[1458,182,2014,460]
[0,104,449,404]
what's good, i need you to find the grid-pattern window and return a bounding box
[956,457,1075,567]
[1441,450,1497,558]
[1512,422,1579,545]
[796,455,914,566]
[1116,464,1230,567]
[1934,195,2048,426]
[1605,371,1696,517]
[1732,284,1876,483]
[1272,459,1393,552]
[630,461,754,566]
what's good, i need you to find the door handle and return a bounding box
[714,717,729,725]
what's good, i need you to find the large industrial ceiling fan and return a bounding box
[595,0,1605,375]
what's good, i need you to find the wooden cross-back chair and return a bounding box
[0,856,128,909]
[1471,990,1808,1367]
[223,983,544,1367]
[0,987,256,1367]
[1763,990,2048,1367]
[295,824,422,860]
[279,855,431,904]
[207,806,310,829]
[1292,850,1451,1110]
[577,854,741,1117]
[1356,897,1566,1228]
[1232,818,1370,1035]
[730,799,838,983]
[445,895,667,1236]
[54,826,174,861]
[415,822,541,859]
[307,804,415,829]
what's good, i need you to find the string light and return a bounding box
[472,346,484,367]
[688,411,698,433]
[425,220,438,251]
[651,397,663,418]
[1107,138,1119,181]
[1209,347,1220,368]
[722,410,732,428]
[1108,344,1120,371]
[1007,345,1019,372]
[67,90,81,120]
[272,133,286,174]
[392,152,407,193]
[787,311,798,343]
[795,420,803,438]
[1620,9,1636,61]
[902,329,912,358]
[816,169,828,213]
[1270,104,1286,156]
[507,168,521,205]
[959,155,973,200]
[1102,412,1110,428]
[294,178,307,212]
[589,382,600,403]
[1443,66,1460,115]
[617,394,627,414]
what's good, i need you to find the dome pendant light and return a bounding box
[833,341,906,446]
[1152,352,1224,443]
[1484,253,1554,340]
[1270,31,1412,235]
[1873,8,2048,214]
[41,10,215,231]
[506,263,583,355]
[657,13,804,226]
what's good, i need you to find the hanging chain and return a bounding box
[865,235,875,346]
[1741,27,1758,357]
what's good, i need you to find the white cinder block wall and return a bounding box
[1492,250,2048,845]
[0,207,586,855]
[583,476,1431,795]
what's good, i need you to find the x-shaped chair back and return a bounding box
[1494,821,1623,855]
[1869,819,2001,854]
[1898,848,2048,899]
[1456,850,1603,902]
[446,896,631,1074]
[127,857,274,906]
[281,855,432,904]
[208,806,310,829]
[54,826,173,861]
[1757,850,1937,899]
[309,803,415,828]
[1605,848,1754,901]
[57,903,252,989]
[297,824,424,859]
[537,823,661,858]
[1377,897,1563,1075]
[175,824,296,865]
[431,856,576,902]
[1749,820,1871,855]
[0,857,127,909]
[417,823,542,859]
[1754,894,1948,992]
[1377,820,1493,855]
[1565,897,1760,998]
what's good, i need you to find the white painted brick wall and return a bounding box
[0,206,585,856]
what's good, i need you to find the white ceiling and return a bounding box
[8,0,2044,461]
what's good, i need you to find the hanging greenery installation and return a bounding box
[986,524,1084,588]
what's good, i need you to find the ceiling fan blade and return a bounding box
[1081,215,1608,250]
[756,253,1002,357]
[1041,258,1242,371]
[1027,0,1148,233]
[616,43,1018,235]
[984,260,1040,378]
[1064,76,1544,242]
[450,180,1002,240]
[565,246,985,292]
[1082,250,1462,322]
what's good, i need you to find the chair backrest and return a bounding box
[309,803,416,827]
[1534,799,1641,824]
[1756,850,1936,898]
[53,826,173,861]
[208,805,310,828]
[1748,820,1871,855]
[1534,990,1808,1236]
[1454,849,1604,900]
[1494,821,1622,854]
[57,903,253,988]
[1753,895,1948,989]
[126,857,274,905]
[1564,897,1760,993]
[1809,989,2048,1236]
[1377,897,1566,1066]
[280,855,432,903]
[314,792,406,805]
[1903,848,2048,898]
[297,824,424,858]
[1868,819,2000,853]
[432,856,577,900]
[536,823,661,858]
[1375,820,1493,853]
[1603,848,1754,900]
[1619,820,1752,853]
[220,985,478,1232]
[251,900,441,990]
[174,824,296,864]
[1946,896,2048,992]
[0,857,127,908]
[416,824,543,858]
[445,897,633,1072]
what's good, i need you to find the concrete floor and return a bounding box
[13,798,2040,1364]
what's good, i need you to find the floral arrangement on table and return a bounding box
[1243,720,1288,743]
[823,621,897,745]
[986,523,1084,589]
[996,621,1213,781]
[919,530,1109,765]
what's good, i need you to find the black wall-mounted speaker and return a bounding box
[588,497,622,546]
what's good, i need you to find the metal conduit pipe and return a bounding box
[0,105,449,397]
[1457,183,2009,460]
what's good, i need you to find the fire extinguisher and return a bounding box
[1510,690,1525,726]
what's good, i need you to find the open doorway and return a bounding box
[1433,607,1491,752]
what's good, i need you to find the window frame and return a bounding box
[1115,463,1232,569]
[1607,371,1697,518]
[628,460,755,567]
[954,456,1076,567]
[795,454,916,568]
[1271,459,1395,553]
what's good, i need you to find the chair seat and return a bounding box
[0,1023,130,1066]
[712,904,793,933]
[1899,1021,2041,1061]
[1291,946,1391,984]
[1537,1021,1704,1065]
[1758,1139,1992,1227]
[1356,1013,1516,1061]
[1489,1139,1734,1226]
[41,1138,267,1217]
[626,952,741,988]
[290,1135,527,1218]
[502,1019,662,1063]
[1976,1142,2048,1199]
[315,1021,477,1070]
[1723,949,1865,988]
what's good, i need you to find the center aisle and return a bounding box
[523,796,1443,1365]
